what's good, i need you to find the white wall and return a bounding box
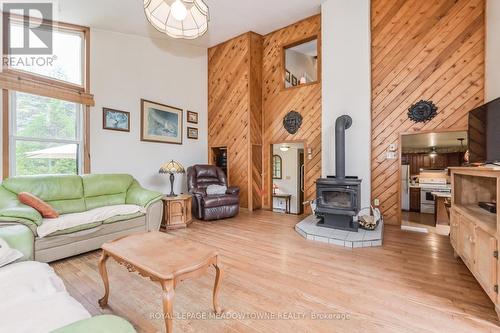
[90,29,207,194]
[321,0,372,208]
[487,0,500,101]
[272,145,303,214]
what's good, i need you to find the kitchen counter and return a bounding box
[431,192,452,198]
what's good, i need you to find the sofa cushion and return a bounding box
[37,205,145,238]
[85,193,126,210]
[203,195,239,208]
[83,174,133,197]
[83,174,133,210]
[0,261,90,333]
[2,175,84,202]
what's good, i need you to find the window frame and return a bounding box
[272,155,282,180]
[1,14,91,178]
[8,91,84,176]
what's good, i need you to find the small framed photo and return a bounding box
[285,69,291,83]
[187,110,198,124]
[141,99,183,144]
[187,127,198,140]
[103,108,130,132]
[291,75,298,86]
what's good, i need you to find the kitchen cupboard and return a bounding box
[409,187,421,212]
[402,152,463,175]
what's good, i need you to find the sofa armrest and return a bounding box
[0,224,34,261]
[50,315,136,333]
[126,181,163,208]
[0,185,42,226]
[145,200,163,232]
[226,186,240,195]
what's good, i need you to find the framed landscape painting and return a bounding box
[141,99,183,144]
[103,108,130,132]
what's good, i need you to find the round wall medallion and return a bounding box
[283,111,303,134]
[408,100,438,123]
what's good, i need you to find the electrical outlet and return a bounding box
[374,198,380,206]
[389,143,397,151]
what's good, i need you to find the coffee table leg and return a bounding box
[213,263,223,314]
[98,252,110,307]
[161,280,175,333]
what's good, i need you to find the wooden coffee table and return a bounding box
[98,232,223,333]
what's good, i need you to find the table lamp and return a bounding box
[159,160,185,197]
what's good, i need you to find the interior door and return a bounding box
[298,150,304,214]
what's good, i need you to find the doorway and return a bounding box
[271,142,305,215]
[399,130,467,234]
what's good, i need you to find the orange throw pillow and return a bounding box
[18,192,59,218]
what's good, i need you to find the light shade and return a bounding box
[159,160,185,174]
[144,0,210,40]
[280,144,290,152]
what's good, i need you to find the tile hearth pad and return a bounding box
[295,215,383,248]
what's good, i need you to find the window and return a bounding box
[1,13,92,177]
[8,22,84,86]
[273,155,282,179]
[10,92,83,176]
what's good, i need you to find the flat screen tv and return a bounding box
[468,97,500,164]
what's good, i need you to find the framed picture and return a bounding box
[187,127,198,140]
[141,99,183,144]
[292,75,298,86]
[187,110,198,124]
[103,108,130,132]
[285,69,291,83]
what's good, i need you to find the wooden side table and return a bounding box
[162,194,192,230]
[272,194,292,214]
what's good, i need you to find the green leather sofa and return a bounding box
[0,174,163,262]
[0,225,137,333]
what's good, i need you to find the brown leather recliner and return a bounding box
[187,165,240,220]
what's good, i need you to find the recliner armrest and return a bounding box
[191,188,207,197]
[226,186,240,195]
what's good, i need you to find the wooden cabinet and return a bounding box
[458,214,476,267]
[450,209,459,249]
[450,167,500,313]
[161,194,193,230]
[409,187,421,212]
[475,227,498,302]
[403,153,463,175]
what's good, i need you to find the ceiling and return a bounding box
[402,131,468,149]
[54,0,322,47]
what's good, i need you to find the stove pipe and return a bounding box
[335,115,353,179]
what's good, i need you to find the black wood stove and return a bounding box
[315,115,362,232]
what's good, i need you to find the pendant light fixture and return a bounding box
[144,0,210,40]
[429,147,438,158]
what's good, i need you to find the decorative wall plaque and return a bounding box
[283,111,303,134]
[408,100,438,123]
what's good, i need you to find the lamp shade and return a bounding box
[144,0,210,40]
[159,160,185,174]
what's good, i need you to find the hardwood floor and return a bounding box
[51,210,499,333]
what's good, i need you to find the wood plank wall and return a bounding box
[262,15,322,210]
[208,32,263,210]
[371,0,485,224]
